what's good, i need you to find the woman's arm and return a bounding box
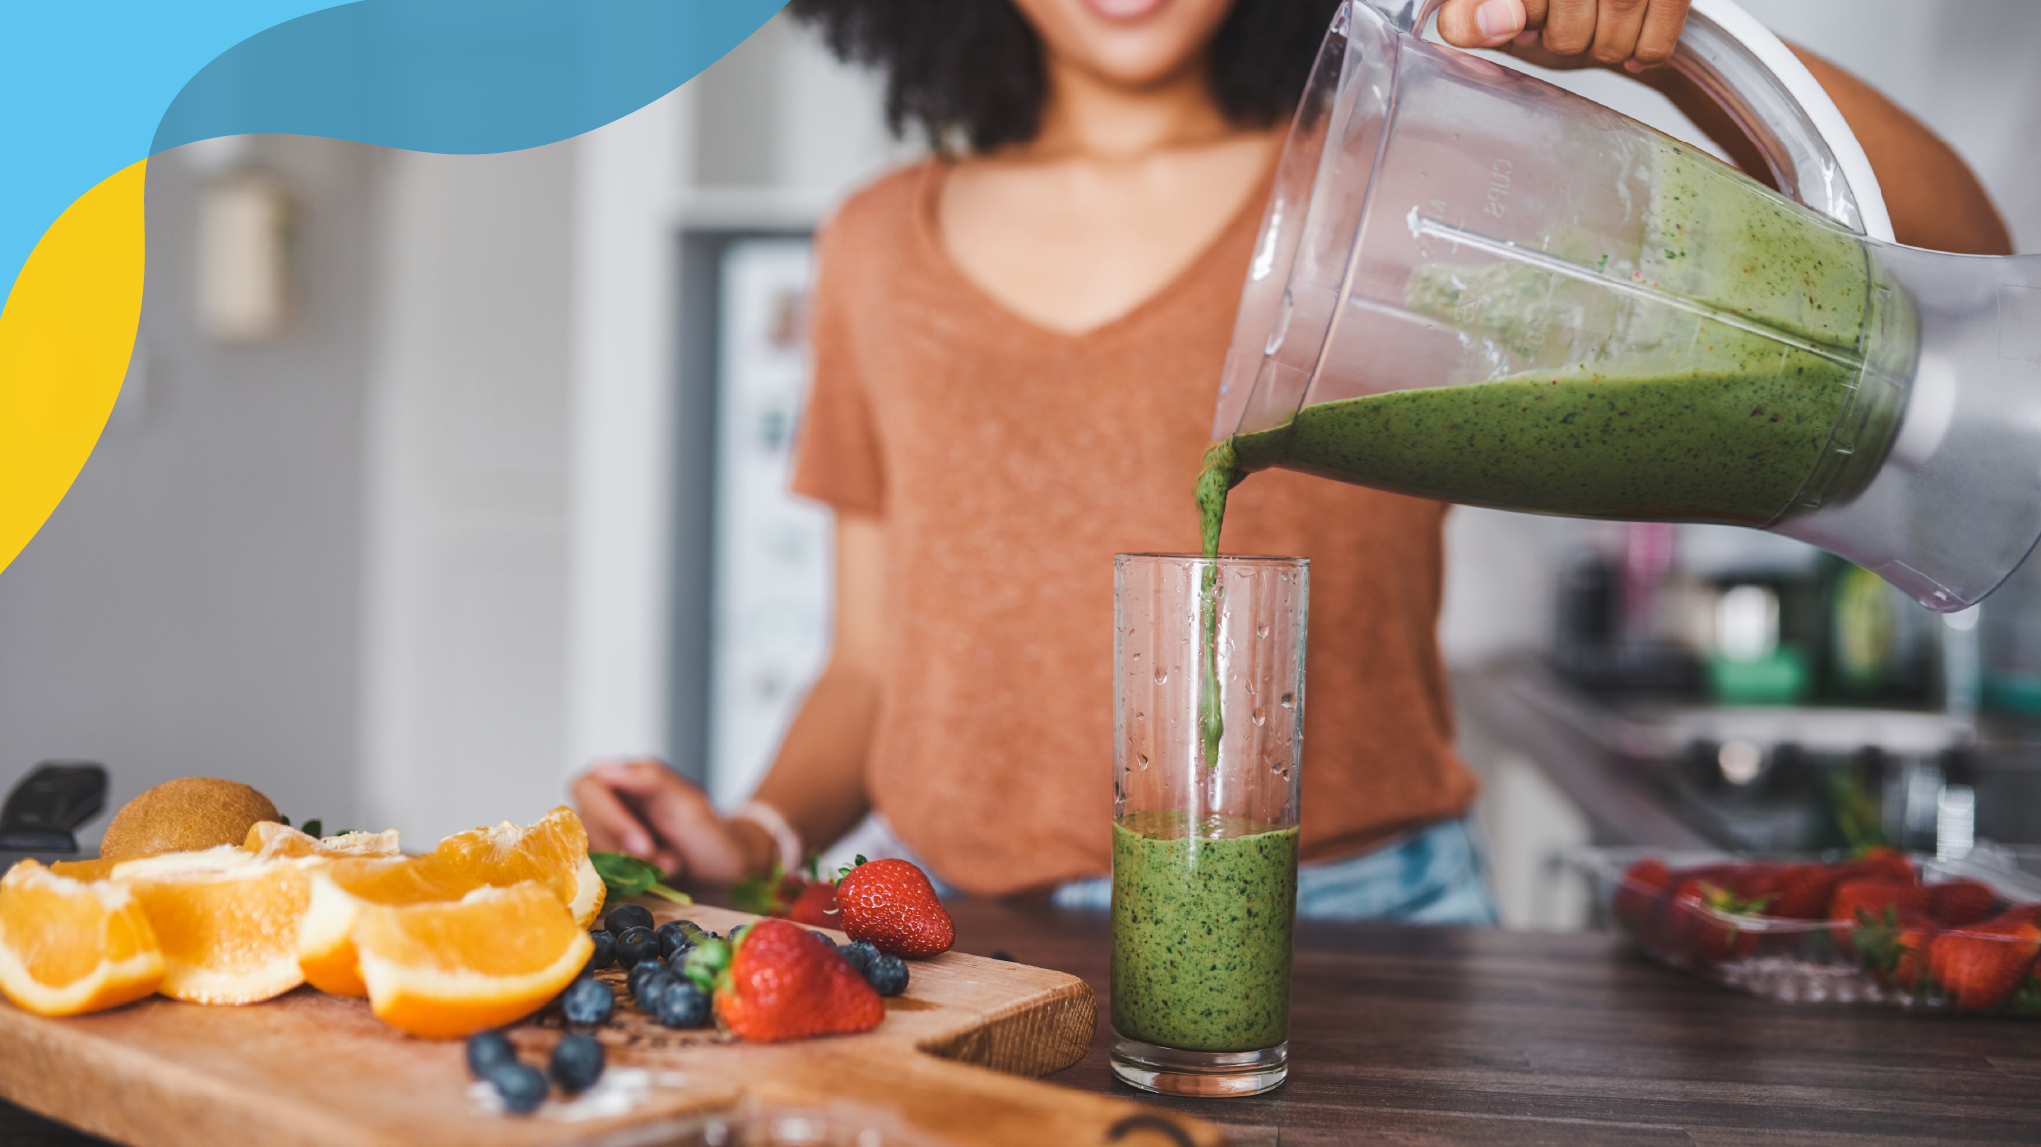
[572,513,885,882]
[1438,0,2014,255]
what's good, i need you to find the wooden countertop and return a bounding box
[10,898,2041,1146]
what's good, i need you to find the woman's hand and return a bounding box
[1437,0,1694,71]
[571,759,771,885]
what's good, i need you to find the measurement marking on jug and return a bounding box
[1483,159,1513,219]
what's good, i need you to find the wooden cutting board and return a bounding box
[0,901,1225,1147]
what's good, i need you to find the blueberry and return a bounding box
[586,929,616,971]
[466,1030,517,1077]
[864,952,909,996]
[615,926,660,969]
[548,1033,606,1095]
[666,948,692,975]
[627,959,669,998]
[810,931,836,949]
[486,1062,548,1115]
[635,970,680,1014]
[561,977,614,1026]
[605,904,655,935]
[654,981,712,1029]
[728,924,749,943]
[656,919,694,959]
[840,940,881,978]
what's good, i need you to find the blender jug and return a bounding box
[1216,0,2041,612]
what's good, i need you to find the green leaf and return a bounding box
[301,819,323,838]
[589,851,693,906]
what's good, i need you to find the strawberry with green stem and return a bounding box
[681,918,882,1042]
[836,856,954,958]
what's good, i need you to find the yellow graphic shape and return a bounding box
[0,161,148,576]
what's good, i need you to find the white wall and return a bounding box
[356,142,579,845]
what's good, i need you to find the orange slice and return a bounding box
[244,822,402,860]
[296,857,469,997]
[354,882,592,1038]
[113,850,313,1004]
[47,858,120,881]
[426,806,605,928]
[0,860,164,1016]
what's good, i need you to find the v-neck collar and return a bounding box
[908,153,1278,348]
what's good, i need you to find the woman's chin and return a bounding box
[1079,0,1173,21]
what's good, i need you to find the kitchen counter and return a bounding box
[9,898,2039,1146]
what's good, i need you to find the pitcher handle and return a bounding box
[1369,0,1892,240]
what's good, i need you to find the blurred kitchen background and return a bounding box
[3,2,2039,923]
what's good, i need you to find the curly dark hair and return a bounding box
[785,0,1344,152]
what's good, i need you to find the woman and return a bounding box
[574,0,2011,918]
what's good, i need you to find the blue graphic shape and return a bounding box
[154,0,789,155]
[1,2,326,310]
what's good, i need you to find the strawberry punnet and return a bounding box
[708,918,883,1042]
[835,857,955,958]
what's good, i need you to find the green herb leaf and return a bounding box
[589,851,693,906]
[301,819,323,838]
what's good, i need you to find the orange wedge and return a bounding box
[295,807,604,997]
[296,858,470,997]
[113,850,312,1004]
[354,882,592,1038]
[244,822,402,860]
[426,806,606,928]
[47,858,120,881]
[0,860,164,1016]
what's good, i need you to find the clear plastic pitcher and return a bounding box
[1217,0,2041,612]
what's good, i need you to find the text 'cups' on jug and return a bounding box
[1217,0,2041,613]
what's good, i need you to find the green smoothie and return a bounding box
[1111,811,1299,1051]
[1203,137,1899,528]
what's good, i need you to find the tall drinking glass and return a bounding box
[1110,553,1308,1097]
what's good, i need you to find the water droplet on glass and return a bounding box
[1138,753,1149,770]
[1256,624,1269,639]
[1251,708,1267,727]
[1153,669,1168,684]
[1280,693,1295,709]
[1131,652,1140,660]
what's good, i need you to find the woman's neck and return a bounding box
[1028,52,1238,160]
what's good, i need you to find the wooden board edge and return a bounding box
[912,977,1097,1077]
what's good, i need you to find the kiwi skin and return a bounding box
[98,778,281,860]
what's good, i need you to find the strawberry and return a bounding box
[1928,879,1998,928]
[1613,858,1671,926]
[1766,863,1846,920]
[1837,846,1916,886]
[835,856,955,958]
[1829,879,1931,956]
[1672,878,1773,965]
[787,879,841,928]
[1926,913,2041,1011]
[704,918,883,1042]
[1854,907,1938,989]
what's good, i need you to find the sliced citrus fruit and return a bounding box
[0,860,164,1016]
[426,806,605,928]
[245,822,402,860]
[47,858,120,881]
[296,857,468,997]
[113,850,312,1004]
[354,882,592,1038]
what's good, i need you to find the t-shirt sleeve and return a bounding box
[790,221,885,517]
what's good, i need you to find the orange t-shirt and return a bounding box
[792,161,1479,897]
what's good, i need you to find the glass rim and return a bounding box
[1115,552,1309,567]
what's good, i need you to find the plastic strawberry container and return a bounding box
[1575,845,2041,1016]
